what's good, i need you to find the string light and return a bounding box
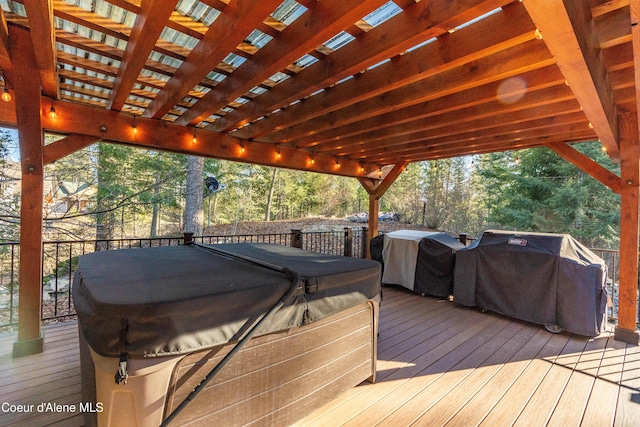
[132,115,138,136]
[276,145,281,159]
[240,142,245,153]
[49,100,57,119]
[1,87,10,103]
[192,127,197,144]
[0,74,10,102]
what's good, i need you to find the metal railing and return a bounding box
[0,227,369,329]
[0,232,627,331]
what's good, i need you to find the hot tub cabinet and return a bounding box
[72,243,381,427]
[453,230,607,337]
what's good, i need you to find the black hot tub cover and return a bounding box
[72,243,380,358]
[453,230,608,336]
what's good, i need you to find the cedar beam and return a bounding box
[39,98,381,178]
[358,161,408,258]
[22,0,58,97]
[523,0,619,160]
[0,9,10,71]
[10,25,45,357]
[43,134,100,165]
[547,141,621,193]
[615,112,640,344]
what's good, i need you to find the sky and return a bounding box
[1,127,20,161]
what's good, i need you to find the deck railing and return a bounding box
[0,231,628,331]
[0,227,368,329]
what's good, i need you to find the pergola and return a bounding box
[0,0,638,357]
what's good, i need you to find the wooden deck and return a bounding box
[1,286,639,427]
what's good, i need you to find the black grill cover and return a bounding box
[370,230,464,298]
[453,230,607,336]
[72,243,380,358]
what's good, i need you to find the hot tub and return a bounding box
[73,243,381,426]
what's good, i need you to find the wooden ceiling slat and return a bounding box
[370,129,597,164]
[348,111,592,160]
[330,99,585,157]
[263,39,555,144]
[293,66,567,149]
[217,0,516,134]
[108,0,178,111]
[236,3,536,141]
[523,0,619,159]
[143,0,280,120]
[175,0,390,127]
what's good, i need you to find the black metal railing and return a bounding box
[0,227,369,329]
[0,231,627,331]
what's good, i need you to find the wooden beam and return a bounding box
[108,0,179,111]
[632,0,640,125]
[334,102,586,157]
[176,0,389,126]
[22,0,57,97]
[358,161,408,258]
[43,134,100,165]
[262,39,555,144]
[217,0,515,134]
[39,98,380,178]
[236,2,536,140]
[143,0,279,119]
[297,66,568,149]
[547,141,621,194]
[615,112,640,344]
[0,9,11,71]
[10,24,44,357]
[522,0,619,160]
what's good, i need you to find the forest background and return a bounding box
[0,129,621,249]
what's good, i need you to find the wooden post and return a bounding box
[10,25,45,357]
[290,229,302,249]
[366,195,380,260]
[361,226,368,259]
[615,112,640,344]
[343,227,353,257]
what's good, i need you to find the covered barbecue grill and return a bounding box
[73,243,381,426]
[453,230,608,336]
[371,230,465,298]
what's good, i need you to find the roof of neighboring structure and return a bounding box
[0,0,636,179]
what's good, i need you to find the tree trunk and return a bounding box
[184,155,204,236]
[265,167,278,221]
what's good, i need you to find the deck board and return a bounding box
[0,285,637,427]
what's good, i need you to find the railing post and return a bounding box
[361,226,368,258]
[291,229,302,249]
[183,232,194,245]
[344,227,353,257]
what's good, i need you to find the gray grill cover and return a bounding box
[453,230,607,336]
[370,231,464,297]
[72,243,380,358]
